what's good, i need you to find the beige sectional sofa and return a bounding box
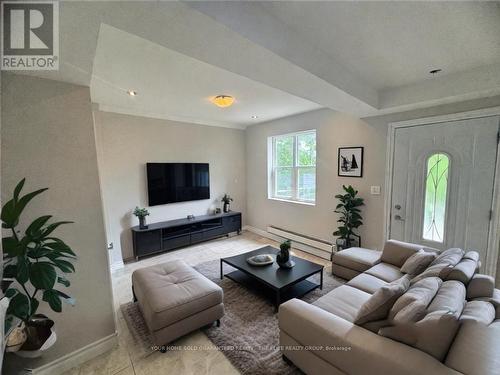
[279,240,500,375]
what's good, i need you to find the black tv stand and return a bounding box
[131,211,242,260]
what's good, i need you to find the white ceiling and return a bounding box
[91,24,321,129]
[16,1,500,127]
[259,1,500,90]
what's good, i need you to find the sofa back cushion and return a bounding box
[400,250,437,276]
[466,274,495,299]
[380,240,422,268]
[411,248,465,283]
[379,280,465,361]
[355,275,410,325]
[389,277,442,322]
[379,311,461,361]
[460,301,495,325]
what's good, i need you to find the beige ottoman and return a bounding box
[132,260,224,345]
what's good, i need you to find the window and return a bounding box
[422,153,449,242]
[269,130,316,204]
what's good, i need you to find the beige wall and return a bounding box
[245,109,387,250]
[1,74,116,369]
[246,96,500,253]
[93,111,246,263]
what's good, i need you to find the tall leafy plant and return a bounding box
[333,185,364,247]
[2,179,76,325]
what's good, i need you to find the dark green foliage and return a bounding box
[221,194,233,204]
[333,185,365,246]
[133,207,149,218]
[2,179,76,323]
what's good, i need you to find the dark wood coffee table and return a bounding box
[220,246,323,310]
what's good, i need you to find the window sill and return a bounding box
[268,197,316,206]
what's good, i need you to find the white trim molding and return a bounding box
[28,333,118,375]
[384,106,500,279]
[244,225,333,260]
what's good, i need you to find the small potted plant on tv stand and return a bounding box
[221,194,233,213]
[133,206,150,229]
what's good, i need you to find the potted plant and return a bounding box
[1,179,76,358]
[276,239,295,269]
[133,206,150,229]
[333,185,364,250]
[221,194,233,213]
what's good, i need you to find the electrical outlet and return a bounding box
[370,186,381,195]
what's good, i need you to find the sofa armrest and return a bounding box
[279,299,459,375]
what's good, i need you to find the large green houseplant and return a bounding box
[2,179,76,355]
[333,185,364,248]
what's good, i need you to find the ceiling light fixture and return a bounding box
[210,95,235,108]
[429,69,442,75]
[127,90,138,96]
[251,115,258,119]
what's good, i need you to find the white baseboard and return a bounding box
[243,225,332,261]
[28,333,118,375]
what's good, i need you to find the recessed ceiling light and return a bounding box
[429,69,442,75]
[210,95,235,108]
[251,115,258,119]
[127,90,138,96]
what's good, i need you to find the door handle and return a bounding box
[394,215,405,221]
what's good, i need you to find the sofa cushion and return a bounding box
[132,260,223,331]
[445,321,500,375]
[332,247,381,272]
[380,240,422,268]
[411,248,465,283]
[380,280,465,361]
[463,250,479,262]
[446,257,477,284]
[355,275,410,325]
[313,285,371,323]
[466,274,495,299]
[431,248,465,267]
[460,301,495,325]
[400,250,437,276]
[379,310,461,361]
[366,263,404,282]
[427,280,466,315]
[389,277,442,322]
[347,273,388,294]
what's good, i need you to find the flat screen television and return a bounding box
[146,163,210,206]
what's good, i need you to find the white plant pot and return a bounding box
[15,329,57,358]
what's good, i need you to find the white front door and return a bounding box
[389,115,499,264]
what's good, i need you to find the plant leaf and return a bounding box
[26,215,52,237]
[30,262,57,289]
[42,290,62,313]
[57,276,70,287]
[16,257,30,284]
[44,239,76,257]
[13,179,26,202]
[51,259,75,273]
[7,293,30,320]
[41,221,73,238]
[4,264,17,278]
[30,298,39,316]
[5,289,18,298]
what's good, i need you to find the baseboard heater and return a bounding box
[267,226,333,260]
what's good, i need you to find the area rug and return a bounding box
[121,259,343,374]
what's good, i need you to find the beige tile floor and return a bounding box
[63,231,331,375]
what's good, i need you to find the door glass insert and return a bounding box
[423,153,449,242]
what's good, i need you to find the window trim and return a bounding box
[268,129,317,205]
